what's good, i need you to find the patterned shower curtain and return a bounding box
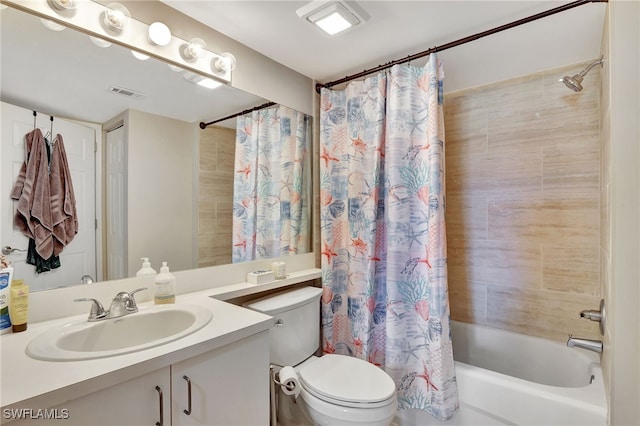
[319,54,458,420]
[232,105,310,263]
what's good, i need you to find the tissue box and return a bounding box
[247,270,275,284]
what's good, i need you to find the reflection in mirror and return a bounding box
[0,6,312,292]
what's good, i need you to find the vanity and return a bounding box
[1,257,321,425]
[1,293,270,426]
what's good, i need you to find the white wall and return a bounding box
[605,0,640,424]
[126,109,197,276]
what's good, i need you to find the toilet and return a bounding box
[244,286,397,426]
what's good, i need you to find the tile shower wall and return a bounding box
[444,61,602,341]
[198,125,235,267]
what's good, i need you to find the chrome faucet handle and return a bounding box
[74,298,108,321]
[114,288,148,314]
[579,299,605,335]
[125,287,147,312]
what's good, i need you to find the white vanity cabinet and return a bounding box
[7,331,270,426]
[171,330,270,425]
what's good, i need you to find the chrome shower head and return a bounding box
[561,57,604,92]
[562,74,585,92]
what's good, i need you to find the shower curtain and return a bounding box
[319,54,458,420]
[232,104,310,263]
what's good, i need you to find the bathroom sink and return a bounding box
[26,304,213,361]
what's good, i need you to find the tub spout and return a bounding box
[567,335,602,353]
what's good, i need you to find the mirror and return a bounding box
[0,6,312,291]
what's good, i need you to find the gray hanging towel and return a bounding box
[49,133,78,255]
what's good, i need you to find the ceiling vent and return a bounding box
[108,85,145,98]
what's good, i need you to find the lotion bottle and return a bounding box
[154,262,175,304]
[9,279,28,333]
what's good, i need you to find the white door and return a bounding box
[105,125,127,280]
[1,102,96,291]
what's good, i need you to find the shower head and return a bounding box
[561,57,604,92]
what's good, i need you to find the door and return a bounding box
[105,125,127,280]
[1,102,96,291]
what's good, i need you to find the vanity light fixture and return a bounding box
[212,52,237,73]
[167,64,183,72]
[181,38,206,62]
[40,17,66,31]
[296,1,369,35]
[103,2,130,30]
[148,21,171,46]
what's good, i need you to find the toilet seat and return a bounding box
[298,354,396,409]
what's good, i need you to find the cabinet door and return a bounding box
[172,331,270,426]
[7,367,171,426]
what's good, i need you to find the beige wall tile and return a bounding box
[445,194,487,241]
[198,125,236,268]
[445,61,602,342]
[543,244,600,295]
[485,285,601,341]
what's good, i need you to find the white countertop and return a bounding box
[0,289,274,410]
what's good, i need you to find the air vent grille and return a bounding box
[108,86,145,98]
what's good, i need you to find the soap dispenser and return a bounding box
[136,258,157,279]
[154,262,175,304]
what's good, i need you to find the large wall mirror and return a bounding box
[0,5,312,292]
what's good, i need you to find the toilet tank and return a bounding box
[244,286,323,367]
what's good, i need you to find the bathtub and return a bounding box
[394,321,607,426]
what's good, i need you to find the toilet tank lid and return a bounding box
[243,286,323,315]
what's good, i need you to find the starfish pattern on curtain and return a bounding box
[319,53,458,421]
[232,105,311,263]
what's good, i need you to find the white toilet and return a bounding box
[244,286,397,426]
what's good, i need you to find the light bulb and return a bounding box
[104,3,130,30]
[131,50,150,61]
[212,52,237,73]
[89,36,112,48]
[40,18,66,31]
[148,22,171,46]
[181,38,206,61]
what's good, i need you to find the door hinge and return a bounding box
[95,218,98,230]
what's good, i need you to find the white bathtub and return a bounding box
[394,321,607,426]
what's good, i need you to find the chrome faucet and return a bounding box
[75,288,147,321]
[81,274,95,284]
[567,335,603,353]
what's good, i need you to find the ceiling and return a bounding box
[161,0,607,93]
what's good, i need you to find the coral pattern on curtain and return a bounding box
[319,54,458,420]
[232,105,310,262]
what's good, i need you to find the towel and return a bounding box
[49,134,78,255]
[10,129,55,259]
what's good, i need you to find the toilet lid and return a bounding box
[298,354,396,405]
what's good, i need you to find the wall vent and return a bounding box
[108,85,145,98]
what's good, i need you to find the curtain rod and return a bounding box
[316,0,607,93]
[199,101,277,129]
